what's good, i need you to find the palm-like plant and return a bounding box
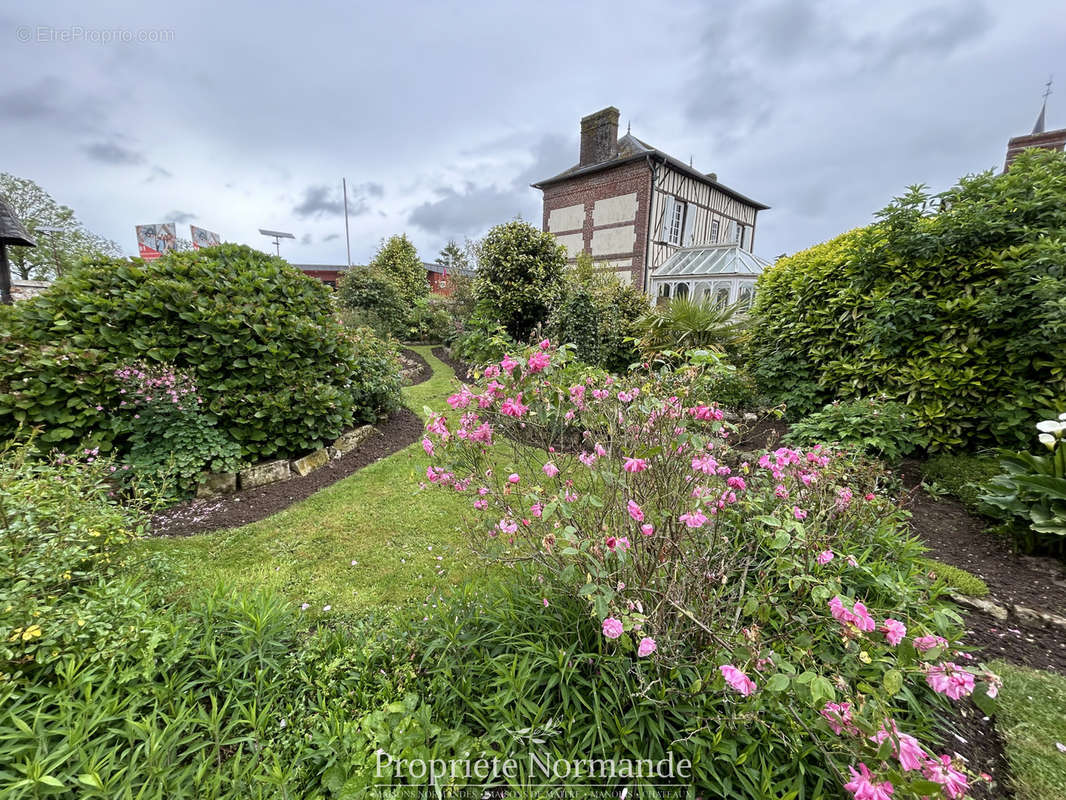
[635,296,748,356]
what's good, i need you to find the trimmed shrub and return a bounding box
[336,264,407,337]
[0,244,401,460]
[473,220,565,341]
[748,149,1066,450]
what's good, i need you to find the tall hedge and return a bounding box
[748,149,1066,450]
[0,244,401,459]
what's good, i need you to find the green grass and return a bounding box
[128,345,484,614]
[992,660,1066,800]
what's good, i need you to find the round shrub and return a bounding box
[0,244,402,459]
[474,220,565,341]
[748,149,1066,450]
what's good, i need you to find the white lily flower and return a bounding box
[1060,412,1066,421]
[1036,419,1065,434]
[1039,433,1057,449]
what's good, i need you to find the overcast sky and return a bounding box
[2,1,1062,266]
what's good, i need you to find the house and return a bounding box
[532,106,770,306]
[296,262,471,296]
[1004,91,1066,170]
[424,261,475,296]
[294,264,347,288]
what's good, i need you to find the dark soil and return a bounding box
[899,461,1066,674]
[734,413,791,452]
[400,348,431,386]
[431,345,475,383]
[149,407,424,537]
[939,699,1014,799]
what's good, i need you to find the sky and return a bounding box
[1,0,1063,266]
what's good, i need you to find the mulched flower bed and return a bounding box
[400,348,431,385]
[431,345,476,382]
[149,407,424,537]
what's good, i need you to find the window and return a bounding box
[712,280,731,308]
[674,282,689,299]
[666,199,685,245]
[737,284,753,310]
[710,218,720,243]
[658,283,671,301]
[732,222,742,244]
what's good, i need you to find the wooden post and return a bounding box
[0,243,12,305]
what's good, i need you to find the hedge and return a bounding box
[748,149,1066,450]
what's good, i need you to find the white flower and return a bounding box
[1036,419,1065,435]
[322,604,331,611]
[300,603,310,611]
[1060,412,1066,421]
[1039,433,1057,449]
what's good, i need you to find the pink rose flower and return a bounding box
[602,617,624,639]
[817,550,834,565]
[923,754,968,799]
[679,510,708,528]
[627,499,644,522]
[880,618,906,646]
[871,720,926,772]
[538,338,551,350]
[421,438,434,456]
[912,635,948,653]
[640,523,654,537]
[720,664,756,696]
[793,506,808,520]
[637,637,657,657]
[843,763,894,800]
[527,351,551,373]
[508,473,520,484]
[623,457,648,473]
[925,662,975,700]
[543,461,560,478]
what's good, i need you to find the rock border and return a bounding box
[195,424,375,498]
[949,591,1066,629]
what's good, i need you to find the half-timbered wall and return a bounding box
[646,165,759,271]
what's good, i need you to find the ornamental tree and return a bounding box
[369,234,428,305]
[473,220,565,341]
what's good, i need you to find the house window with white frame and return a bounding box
[665,198,685,245]
[710,218,720,243]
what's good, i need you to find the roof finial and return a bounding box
[1033,75,1053,134]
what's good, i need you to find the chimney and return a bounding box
[579,106,620,167]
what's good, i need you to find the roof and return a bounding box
[424,261,476,277]
[531,132,769,210]
[292,264,348,272]
[0,197,35,246]
[651,244,770,279]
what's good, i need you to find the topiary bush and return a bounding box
[748,149,1066,450]
[473,220,565,341]
[0,244,402,460]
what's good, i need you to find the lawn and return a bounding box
[129,346,486,614]
[993,660,1066,800]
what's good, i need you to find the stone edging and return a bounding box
[195,424,375,498]
[949,592,1066,629]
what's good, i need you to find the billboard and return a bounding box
[135,223,177,260]
[190,225,221,249]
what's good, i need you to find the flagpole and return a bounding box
[342,177,352,268]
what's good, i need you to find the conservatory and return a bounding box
[650,244,771,310]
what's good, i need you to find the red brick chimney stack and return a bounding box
[579,106,620,167]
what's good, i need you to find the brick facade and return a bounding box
[540,159,653,289]
[1004,128,1066,170]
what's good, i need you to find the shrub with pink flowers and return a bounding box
[422,341,1002,798]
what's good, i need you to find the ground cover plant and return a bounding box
[749,149,1066,451]
[422,339,1002,797]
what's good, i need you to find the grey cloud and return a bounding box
[0,76,104,131]
[293,182,381,219]
[165,210,197,223]
[322,233,340,242]
[145,166,173,183]
[84,140,146,166]
[409,134,572,237]
[300,233,312,245]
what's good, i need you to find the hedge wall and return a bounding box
[748,149,1066,450]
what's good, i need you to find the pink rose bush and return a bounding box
[422,342,995,799]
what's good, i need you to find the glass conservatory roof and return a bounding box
[653,244,770,278]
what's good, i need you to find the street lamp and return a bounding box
[258,228,295,257]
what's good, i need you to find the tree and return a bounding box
[0,173,122,280]
[435,239,469,273]
[474,220,565,341]
[335,265,406,337]
[369,234,427,304]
